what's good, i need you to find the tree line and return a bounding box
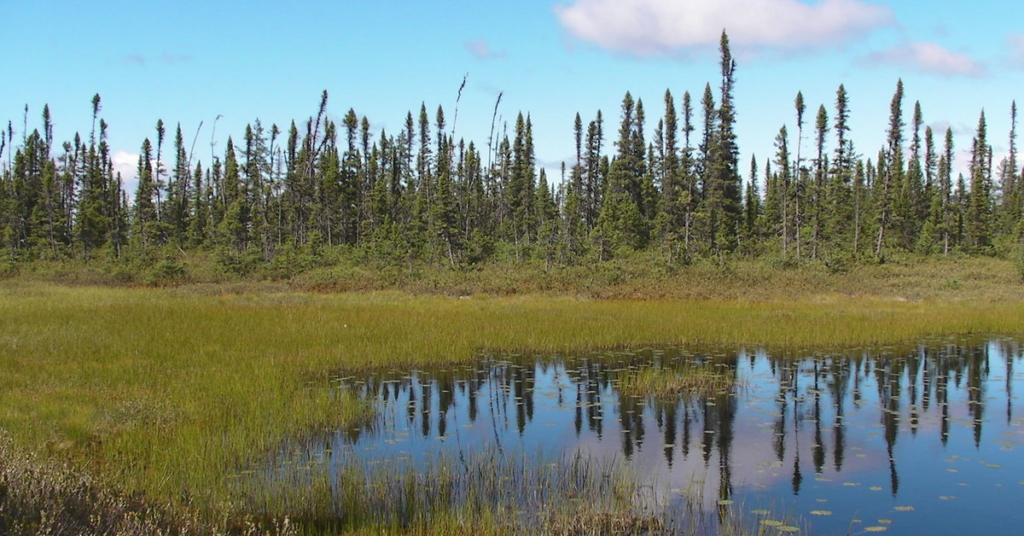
[2,33,1022,273]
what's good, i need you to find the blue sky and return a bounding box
[2,0,1022,195]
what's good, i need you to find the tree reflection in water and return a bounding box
[319,338,1023,534]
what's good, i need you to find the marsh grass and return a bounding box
[239,448,660,533]
[2,281,1024,532]
[617,364,736,399]
[0,432,297,535]
[242,445,779,536]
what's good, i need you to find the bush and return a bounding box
[144,259,187,285]
[215,247,262,277]
[0,260,17,279]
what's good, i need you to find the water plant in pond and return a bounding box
[617,362,736,399]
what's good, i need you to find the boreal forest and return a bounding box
[2,34,1022,276]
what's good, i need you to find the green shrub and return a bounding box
[145,259,187,285]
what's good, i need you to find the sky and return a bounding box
[2,0,1023,197]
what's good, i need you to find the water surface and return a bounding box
[302,338,1024,534]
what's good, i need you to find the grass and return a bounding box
[616,364,736,399]
[1,261,1024,533]
[0,432,296,535]
[9,251,1024,302]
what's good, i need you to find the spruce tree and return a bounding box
[876,80,905,259]
[772,125,792,256]
[133,138,156,248]
[829,85,854,252]
[998,102,1020,234]
[965,111,992,251]
[940,128,955,254]
[711,30,742,253]
[812,104,828,258]
[743,154,762,248]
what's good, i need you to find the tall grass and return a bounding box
[1,281,1024,532]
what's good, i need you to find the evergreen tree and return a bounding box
[793,92,807,259]
[595,94,646,255]
[965,111,993,251]
[75,97,115,257]
[189,160,206,246]
[583,111,604,232]
[876,80,905,259]
[133,138,156,248]
[998,102,1020,234]
[708,31,742,253]
[771,125,792,256]
[166,124,191,244]
[811,105,828,258]
[656,89,688,260]
[940,128,955,254]
[534,168,559,267]
[742,154,762,248]
[918,126,942,253]
[565,113,586,257]
[219,137,248,250]
[154,119,166,225]
[508,112,537,258]
[828,85,855,252]
[852,160,867,256]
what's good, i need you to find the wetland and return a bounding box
[2,283,1024,534]
[257,339,1024,534]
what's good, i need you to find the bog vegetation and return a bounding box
[1,33,1023,280]
[2,283,1024,533]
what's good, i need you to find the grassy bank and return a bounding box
[6,251,1024,301]
[1,268,1023,532]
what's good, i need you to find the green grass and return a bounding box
[617,364,735,399]
[1,275,1024,533]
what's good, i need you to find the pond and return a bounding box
[275,337,1024,534]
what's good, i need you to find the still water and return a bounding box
[318,338,1024,534]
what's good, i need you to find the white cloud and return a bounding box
[861,42,986,78]
[112,150,139,202]
[1008,33,1024,69]
[465,39,507,61]
[554,0,893,57]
